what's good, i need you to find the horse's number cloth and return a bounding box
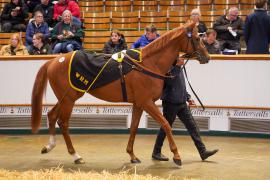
[68,50,141,92]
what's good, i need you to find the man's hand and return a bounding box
[57,34,64,40]
[67,31,74,37]
[227,26,233,31]
[188,99,196,106]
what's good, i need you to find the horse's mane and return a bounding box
[142,22,194,58]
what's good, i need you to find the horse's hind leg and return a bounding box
[126,105,143,163]
[57,98,85,164]
[41,103,60,154]
[143,102,182,166]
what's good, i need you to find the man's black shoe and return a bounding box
[200,149,219,160]
[152,153,169,161]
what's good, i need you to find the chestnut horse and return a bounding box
[31,22,210,166]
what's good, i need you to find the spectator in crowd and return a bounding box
[103,29,127,54]
[53,0,81,27]
[0,0,29,32]
[0,33,29,55]
[190,8,207,37]
[131,24,160,48]
[203,29,221,54]
[25,11,50,51]
[25,0,41,13]
[51,10,84,54]
[33,0,55,28]
[152,58,218,162]
[213,7,244,53]
[28,32,52,54]
[244,0,270,54]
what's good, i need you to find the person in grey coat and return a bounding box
[244,0,270,54]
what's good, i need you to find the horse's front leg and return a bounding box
[143,102,182,166]
[126,104,143,163]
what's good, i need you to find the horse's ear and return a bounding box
[186,19,192,24]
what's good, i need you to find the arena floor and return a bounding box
[0,134,269,180]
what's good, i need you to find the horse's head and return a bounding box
[181,22,210,64]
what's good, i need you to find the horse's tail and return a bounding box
[31,60,51,133]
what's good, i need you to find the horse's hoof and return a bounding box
[74,158,85,164]
[130,158,141,164]
[173,158,182,166]
[41,147,48,154]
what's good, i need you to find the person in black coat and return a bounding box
[244,0,270,54]
[152,58,218,162]
[33,0,55,28]
[213,7,244,53]
[25,0,41,13]
[0,0,29,32]
[103,29,127,54]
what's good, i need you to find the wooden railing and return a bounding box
[1,54,270,61]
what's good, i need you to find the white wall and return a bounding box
[0,59,270,107]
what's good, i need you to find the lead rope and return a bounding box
[181,59,205,111]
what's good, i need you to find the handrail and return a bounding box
[1,54,270,61]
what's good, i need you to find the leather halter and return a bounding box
[182,27,205,61]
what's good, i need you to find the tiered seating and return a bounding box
[0,33,26,49]
[213,0,239,10]
[140,11,168,30]
[83,12,111,31]
[111,12,139,30]
[0,0,8,9]
[0,0,257,52]
[159,0,185,11]
[78,1,104,12]
[240,0,255,9]
[199,0,214,10]
[133,0,158,11]
[168,11,188,29]
[105,0,131,12]
[186,0,200,11]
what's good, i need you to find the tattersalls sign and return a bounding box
[0,105,270,132]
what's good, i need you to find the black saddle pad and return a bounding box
[68,50,140,92]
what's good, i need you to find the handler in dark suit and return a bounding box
[244,0,270,54]
[152,58,218,161]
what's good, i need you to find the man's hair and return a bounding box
[191,8,201,16]
[145,24,157,33]
[255,0,266,8]
[34,11,43,18]
[228,7,239,14]
[205,29,217,36]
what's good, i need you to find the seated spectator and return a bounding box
[0,33,29,55]
[28,33,52,54]
[203,29,221,54]
[33,0,55,28]
[244,0,270,54]
[53,0,81,27]
[0,0,29,32]
[51,10,84,54]
[25,11,50,51]
[190,8,207,37]
[25,0,41,13]
[103,29,127,54]
[131,24,160,48]
[213,7,244,53]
